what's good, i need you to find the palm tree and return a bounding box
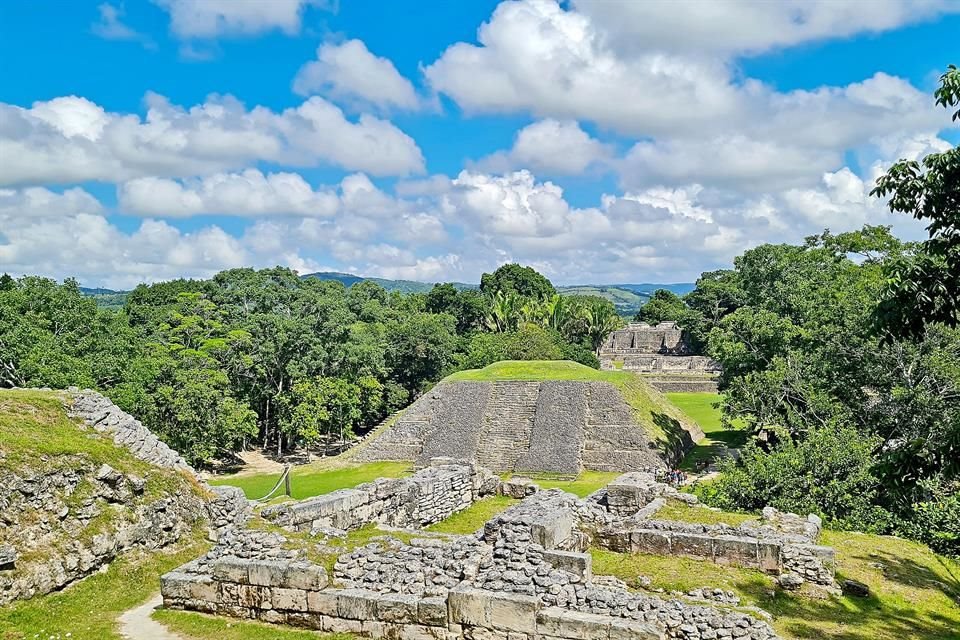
[582,298,623,354]
[485,290,522,332]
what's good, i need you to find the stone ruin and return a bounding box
[0,390,251,604]
[599,323,721,389]
[162,464,838,640]
[356,380,704,475]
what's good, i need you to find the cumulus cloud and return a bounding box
[92,2,154,47]
[153,0,328,39]
[475,119,611,175]
[293,40,422,111]
[0,186,103,218]
[0,93,424,187]
[571,0,959,55]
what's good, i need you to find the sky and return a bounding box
[0,0,958,289]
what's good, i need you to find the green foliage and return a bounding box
[704,422,891,531]
[870,65,960,338]
[480,262,556,299]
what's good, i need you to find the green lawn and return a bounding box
[655,498,756,527]
[592,523,960,640]
[0,529,209,640]
[154,609,357,639]
[447,361,698,448]
[666,392,748,471]
[529,470,623,497]
[209,461,412,500]
[426,495,517,534]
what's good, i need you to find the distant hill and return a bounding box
[300,271,477,294]
[556,285,650,317]
[611,283,696,296]
[79,287,129,310]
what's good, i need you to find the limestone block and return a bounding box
[757,541,781,573]
[448,587,492,627]
[323,615,363,633]
[286,612,324,630]
[500,478,538,499]
[272,587,308,612]
[418,596,448,626]
[0,545,16,569]
[630,530,672,555]
[283,562,328,591]
[337,588,380,620]
[530,511,574,550]
[537,608,610,640]
[210,556,249,584]
[248,559,288,587]
[307,589,340,616]
[160,571,217,603]
[542,550,592,582]
[259,609,287,624]
[669,532,714,560]
[609,618,665,640]
[376,592,420,623]
[488,591,539,634]
[712,536,759,568]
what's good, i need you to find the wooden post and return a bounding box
[283,465,292,497]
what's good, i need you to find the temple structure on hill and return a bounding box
[599,321,721,377]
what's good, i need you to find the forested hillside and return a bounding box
[0,265,621,466]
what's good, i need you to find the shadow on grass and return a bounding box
[846,547,960,604]
[731,574,960,640]
[652,412,697,463]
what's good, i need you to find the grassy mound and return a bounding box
[592,503,960,640]
[446,360,700,447]
[664,392,748,470]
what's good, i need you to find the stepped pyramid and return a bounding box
[355,379,702,475]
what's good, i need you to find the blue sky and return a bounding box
[0,0,957,288]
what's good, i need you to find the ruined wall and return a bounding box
[356,380,689,474]
[599,322,722,375]
[261,462,497,535]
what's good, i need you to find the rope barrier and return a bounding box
[253,464,292,503]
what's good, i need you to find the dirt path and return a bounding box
[118,593,184,640]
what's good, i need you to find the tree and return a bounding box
[581,297,623,354]
[279,377,362,448]
[870,64,960,338]
[634,289,688,324]
[480,263,555,300]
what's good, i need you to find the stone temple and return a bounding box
[355,379,703,475]
[599,322,721,380]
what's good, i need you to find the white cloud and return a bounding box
[92,2,153,46]
[0,186,103,218]
[0,93,424,186]
[154,0,328,39]
[571,0,958,55]
[118,170,341,217]
[475,119,611,175]
[293,40,422,111]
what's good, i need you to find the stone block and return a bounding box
[609,617,665,640]
[160,571,217,603]
[530,510,574,550]
[282,562,328,590]
[448,587,491,627]
[630,529,672,555]
[537,607,609,640]
[542,550,592,582]
[307,590,340,615]
[258,609,286,624]
[500,477,538,499]
[376,592,419,623]
[337,588,380,620]
[418,596,448,627]
[272,587,308,612]
[670,532,714,560]
[758,540,781,573]
[248,559,289,587]
[712,536,759,568]
[0,545,16,570]
[488,591,538,634]
[210,556,249,584]
[323,616,363,633]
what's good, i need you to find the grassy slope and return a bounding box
[665,391,748,471]
[155,610,357,640]
[0,529,209,640]
[209,461,411,501]
[446,360,699,447]
[426,495,517,534]
[592,508,960,640]
[0,389,200,565]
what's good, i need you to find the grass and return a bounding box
[154,609,358,639]
[592,521,960,640]
[0,389,202,566]
[655,498,757,527]
[426,495,517,534]
[447,360,699,448]
[209,461,412,501]
[0,528,209,640]
[528,470,623,497]
[665,392,748,471]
